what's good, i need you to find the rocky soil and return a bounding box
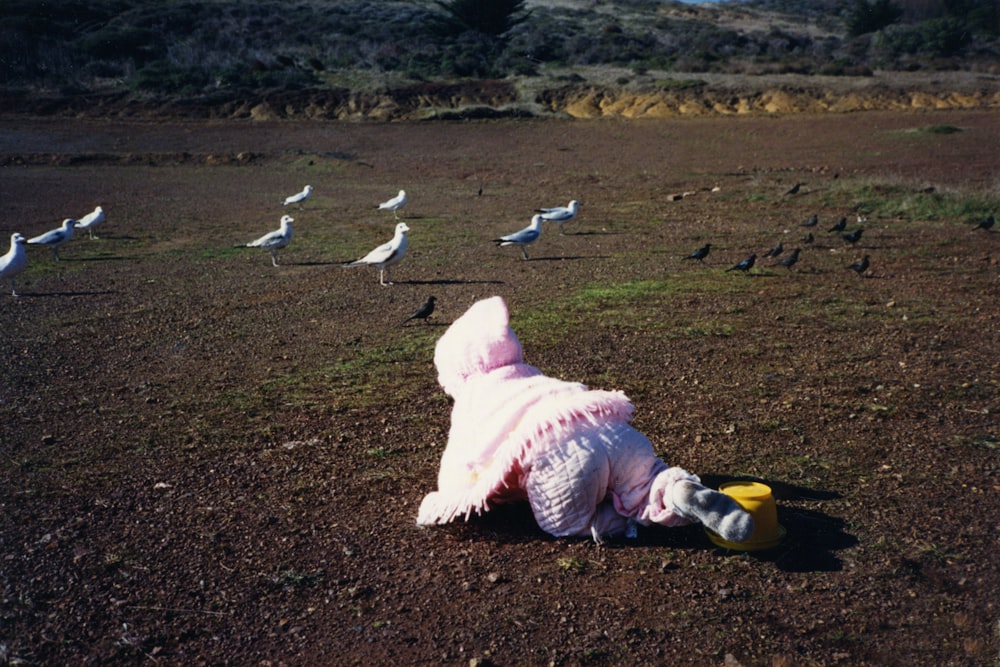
[1,109,998,666]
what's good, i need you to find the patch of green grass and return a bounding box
[825,175,999,223]
[556,556,587,574]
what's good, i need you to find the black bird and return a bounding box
[684,243,711,262]
[973,215,995,231]
[801,232,814,244]
[849,255,870,276]
[784,182,802,195]
[763,241,783,258]
[801,213,819,227]
[842,228,864,244]
[828,217,847,233]
[774,248,801,269]
[401,296,436,325]
[725,253,756,274]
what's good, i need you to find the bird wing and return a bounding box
[355,235,406,266]
[28,229,65,244]
[247,228,287,249]
[498,226,539,244]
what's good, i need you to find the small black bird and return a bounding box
[725,253,756,274]
[828,217,847,233]
[801,232,814,244]
[785,182,802,195]
[774,248,801,269]
[401,296,436,325]
[973,215,995,231]
[849,255,870,276]
[842,228,864,244]
[801,213,819,227]
[684,243,711,262]
[763,241,783,258]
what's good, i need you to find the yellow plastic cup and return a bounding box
[706,481,786,551]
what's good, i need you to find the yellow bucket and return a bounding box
[706,481,786,551]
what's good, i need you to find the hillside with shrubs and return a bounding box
[3,0,999,118]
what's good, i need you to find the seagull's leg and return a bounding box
[10,279,17,297]
[393,210,399,220]
[270,250,279,267]
[53,247,60,261]
[520,245,529,261]
[379,268,386,286]
[559,222,565,235]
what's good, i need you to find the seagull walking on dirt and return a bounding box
[494,214,543,260]
[242,214,293,267]
[536,200,579,234]
[377,190,407,219]
[725,253,756,274]
[27,218,77,261]
[683,243,711,262]
[401,296,436,326]
[283,185,312,207]
[346,221,409,285]
[77,205,106,239]
[0,233,28,296]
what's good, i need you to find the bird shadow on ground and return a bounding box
[399,278,506,286]
[18,290,118,298]
[528,255,612,262]
[61,255,135,262]
[559,230,622,236]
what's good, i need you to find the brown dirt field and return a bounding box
[1,111,998,666]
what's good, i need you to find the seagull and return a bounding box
[242,214,293,267]
[800,213,819,227]
[683,243,711,262]
[828,216,847,233]
[494,214,543,260]
[27,218,77,261]
[849,255,870,276]
[401,296,436,326]
[0,233,28,296]
[842,228,864,244]
[763,241,783,258]
[536,200,579,234]
[973,215,995,231]
[346,221,409,285]
[773,247,801,270]
[283,185,312,207]
[725,253,756,274]
[377,190,407,219]
[77,205,106,239]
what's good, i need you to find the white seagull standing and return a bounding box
[283,185,313,207]
[346,222,409,285]
[77,205,106,239]
[0,233,29,296]
[377,190,407,219]
[536,199,580,234]
[27,218,77,261]
[494,214,543,260]
[242,214,294,267]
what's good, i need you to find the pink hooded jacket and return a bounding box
[417,296,702,540]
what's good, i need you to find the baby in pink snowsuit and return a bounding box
[417,296,753,543]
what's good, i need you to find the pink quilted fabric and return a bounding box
[417,296,702,540]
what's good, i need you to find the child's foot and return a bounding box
[672,480,754,542]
